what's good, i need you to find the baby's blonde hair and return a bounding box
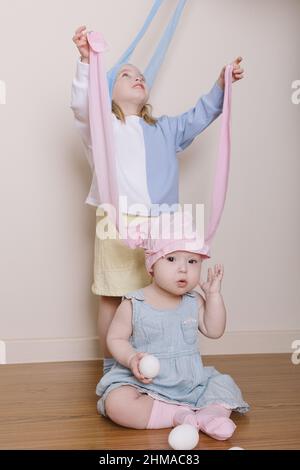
[112,100,157,126]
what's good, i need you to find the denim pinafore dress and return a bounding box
[96,289,250,417]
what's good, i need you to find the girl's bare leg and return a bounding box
[97,295,122,357]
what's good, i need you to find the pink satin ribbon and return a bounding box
[87,31,120,230]
[205,64,233,248]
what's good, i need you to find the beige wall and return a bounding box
[0,0,299,364]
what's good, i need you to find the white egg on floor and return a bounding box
[228,447,245,450]
[139,355,160,378]
[168,424,199,450]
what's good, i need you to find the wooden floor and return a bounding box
[0,354,299,450]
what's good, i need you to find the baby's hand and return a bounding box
[199,264,224,295]
[129,352,153,385]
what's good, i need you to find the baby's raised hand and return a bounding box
[129,352,153,385]
[199,264,224,295]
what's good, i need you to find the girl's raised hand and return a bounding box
[217,56,244,89]
[129,352,153,384]
[199,264,224,295]
[72,25,90,60]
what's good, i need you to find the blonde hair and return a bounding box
[112,100,157,126]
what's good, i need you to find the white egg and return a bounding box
[168,424,199,450]
[139,355,160,378]
[228,447,245,450]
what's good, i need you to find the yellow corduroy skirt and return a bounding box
[91,207,153,297]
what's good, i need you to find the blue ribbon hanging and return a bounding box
[107,0,187,100]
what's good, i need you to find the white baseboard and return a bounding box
[199,330,300,355]
[2,337,100,364]
[1,330,299,364]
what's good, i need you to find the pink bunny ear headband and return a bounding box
[125,213,210,275]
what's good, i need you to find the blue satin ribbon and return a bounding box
[107,0,187,100]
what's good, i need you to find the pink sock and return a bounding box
[146,399,192,429]
[194,404,236,440]
[173,408,198,427]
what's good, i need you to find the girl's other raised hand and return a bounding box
[217,56,244,89]
[72,25,90,61]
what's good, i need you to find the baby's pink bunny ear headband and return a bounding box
[124,213,210,275]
